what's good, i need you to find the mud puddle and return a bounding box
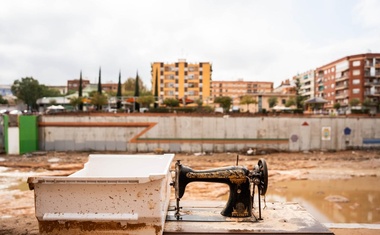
[266,176,380,224]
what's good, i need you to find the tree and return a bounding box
[268,96,278,109]
[214,96,232,112]
[137,95,155,108]
[0,95,8,105]
[78,71,83,111]
[40,85,62,97]
[90,93,108,109]
[97,67,102,110]
[240,95,257,112]
[123,77,147,94]
[97,67,102,94]
[154,69,159,109]
[195,98,203,108]
[285,97,296,107]
[362,98,373,108]
[163,98,179,108]
[349,98,360,108]
[11,77,43,111]
[333,102,341,110]
[134,72,140,111]
[116,70,122,109]
[294,78,305,109]
[69,96,82,111]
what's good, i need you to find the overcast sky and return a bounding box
[1,0,379,89]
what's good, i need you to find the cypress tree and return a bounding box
[116,70,122,109]
[97,67,102,110]
[134,71,140,111]
[98,67,102,94]
[78,70,83,111]
[154,68,159,108]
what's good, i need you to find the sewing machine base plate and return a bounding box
[166,206,258,222]
[164,200,334,234]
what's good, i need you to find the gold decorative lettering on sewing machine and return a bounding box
[185,168,247,185]
[172,158,269,220]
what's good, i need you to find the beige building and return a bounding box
[211,79,273,106]
[292,70,315,100]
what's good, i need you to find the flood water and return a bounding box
[266,177,380,224]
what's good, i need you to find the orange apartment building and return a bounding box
[315,53,380,111]
[151,59,212,104]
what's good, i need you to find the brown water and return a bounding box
[266,177,380,224]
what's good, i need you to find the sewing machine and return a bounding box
[171,158,268,221]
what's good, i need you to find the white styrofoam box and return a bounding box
[28,154,175,235]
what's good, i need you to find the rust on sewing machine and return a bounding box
[171,157,268,220]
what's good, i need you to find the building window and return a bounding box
[353,88,360,94]
[353,79,360,85]
[353,69,360,76]
[353,61,361,67]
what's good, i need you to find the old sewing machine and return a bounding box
[170,157,268,222]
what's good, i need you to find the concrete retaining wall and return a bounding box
[38,114,380,152]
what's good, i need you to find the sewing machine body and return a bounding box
[172,158,268,220]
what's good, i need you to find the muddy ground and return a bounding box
[0,150,379,235]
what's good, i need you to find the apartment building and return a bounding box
[101,83,118,93]
[67,79,90,92]
[315,53,380,111]
[293,70,315,99]
[273,79,295,94]
[211,79,273,106]
[151,59,212,104]
[67,79,121,94]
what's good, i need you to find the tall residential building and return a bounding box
[151,59,212,103]
[211,79,273,106]
[293,70,315,99]
[315,53,380,111]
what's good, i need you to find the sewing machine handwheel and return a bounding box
[258,159,268,196]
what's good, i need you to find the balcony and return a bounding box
[335,93,349,99]
[364,80,380,87]
[335,74,349,82]
[365,91,380,96]
[335,83,348,91]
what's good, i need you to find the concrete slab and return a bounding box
[164,201,334,234]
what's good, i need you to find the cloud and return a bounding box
[0,0,379,89]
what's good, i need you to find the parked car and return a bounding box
[9,110,22,115]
